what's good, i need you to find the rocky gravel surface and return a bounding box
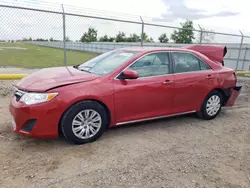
[0,78,249,188]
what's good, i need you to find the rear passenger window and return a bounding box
[200,60,211,70]
[172,52,210,73]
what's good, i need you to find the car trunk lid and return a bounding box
[184,45,227,65]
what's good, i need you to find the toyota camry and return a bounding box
[9,45,242,144]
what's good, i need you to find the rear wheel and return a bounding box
[60,101,108,144]
[197,90,223,120]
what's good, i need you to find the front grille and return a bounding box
[14,88,26,101]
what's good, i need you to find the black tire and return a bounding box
[60,100,108,144]
[196,90,223,120]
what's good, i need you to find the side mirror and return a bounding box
[120,69,139,79]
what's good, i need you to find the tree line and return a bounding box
[22,37,71,42]
[80,20,214,43]
[21,20,215,44]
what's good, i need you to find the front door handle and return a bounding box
[162,80,173,85]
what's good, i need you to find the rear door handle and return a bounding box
[162,80,173,85]
[206,75,214,79]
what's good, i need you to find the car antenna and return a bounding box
[62,4,73,76]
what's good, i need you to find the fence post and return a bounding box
[241,47,247,71]
[236,30,244,71]
[61,4,67,66]
[140,16,144,47]
[198,24,203,44]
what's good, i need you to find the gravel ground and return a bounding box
[0,78,249,188]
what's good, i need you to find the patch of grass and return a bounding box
[0,43,99,68]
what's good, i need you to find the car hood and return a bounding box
[15,66,100,92]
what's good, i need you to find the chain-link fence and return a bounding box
[1,0,250,86]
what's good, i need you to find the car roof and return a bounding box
[119,46,195,53]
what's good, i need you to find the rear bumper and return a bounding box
[224,86,242,106]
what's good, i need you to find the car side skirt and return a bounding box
[116,110,196,126]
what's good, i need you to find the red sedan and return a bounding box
[9,45,242,144]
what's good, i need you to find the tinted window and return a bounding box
[128,52,170,77]
[172,52,210,73]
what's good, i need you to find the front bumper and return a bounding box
[9,96,64,139]
[224,86,242,106]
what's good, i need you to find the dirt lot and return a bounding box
[0,78,250,188]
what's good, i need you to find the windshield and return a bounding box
[77,50,139,75]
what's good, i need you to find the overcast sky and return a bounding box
[1,0,250,43]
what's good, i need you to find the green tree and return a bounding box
[65,36,71,42]
[35,38,48,41]
[126,33,140,42]
[115,31,126,42]
[140,32,154,42]
[99,35,114,42]
[99,34,109,42]
[141,32,148,41]
[49,37,54,41]
[158,33,169,43]
[147,37,154,42]
[107,37,115,42]
[171,20,195,43]
[80,27,98,43]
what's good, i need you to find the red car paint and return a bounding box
[184,45,227,63]
[16,66,100,91]
[9,46,241,139]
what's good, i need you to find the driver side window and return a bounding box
[128,52,170,78]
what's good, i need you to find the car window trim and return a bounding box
[114,50,213,80]
[114,51,173,80]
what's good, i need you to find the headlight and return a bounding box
[20,92,58,105]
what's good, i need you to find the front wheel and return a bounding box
[60,101,108,144]
[197,90,223,120]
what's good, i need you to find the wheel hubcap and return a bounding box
[72,109,102,139]
[206,95,221,116]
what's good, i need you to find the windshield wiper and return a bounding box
[79,68,92,73]
[73,65,92,73]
